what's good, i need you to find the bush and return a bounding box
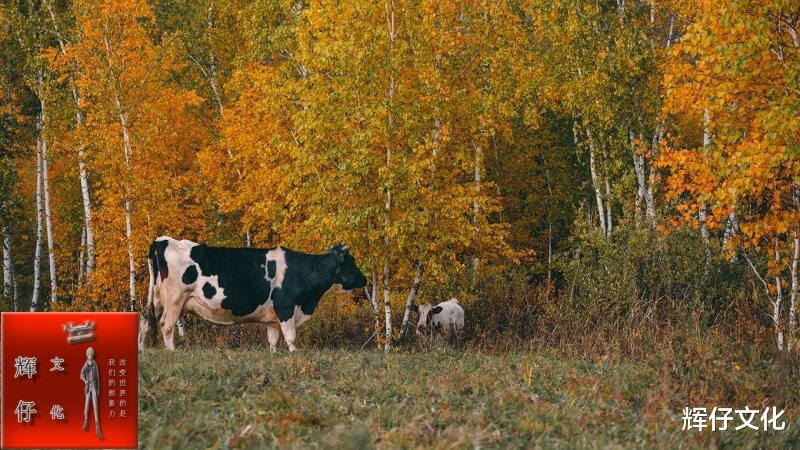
[549,221,752,339]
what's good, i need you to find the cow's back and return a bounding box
[155,237,274,317]
[432,299,465,334]
[187,244,272,317]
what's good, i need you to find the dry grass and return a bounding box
[138,346,798,449]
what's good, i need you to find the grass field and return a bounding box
[138,348,798,449]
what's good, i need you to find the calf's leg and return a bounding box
[279,319,297,352]
[266,322,280,353]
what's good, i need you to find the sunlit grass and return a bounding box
[138,348,798,449]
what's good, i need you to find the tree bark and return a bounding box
[37,76,58,307]
[12,260,19,311]
[398,263,424,342]
[207,1,223,115]
[585,127,607,235]
[631,130,644,225]
[789,229,798,351]
[364,271,381,348]
[117,99,137,311]
[631,128,655,224]
[545,166,554,285]
[77,225,86,286]
[382,246,392,351]
[698,204,710,245]
[699,108,711,246]
[31,116,44,312]
[774,240,785,350]
[383,0,397,352]
[2,92,12,304]
[790,186,799,350]
[473,144,482,266]
[2,225,12,305]
[601,144,613,234]
[44,0,95,281]
[723,210,738,247]
[103,32,137,311]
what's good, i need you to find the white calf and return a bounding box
[415,298,465,338]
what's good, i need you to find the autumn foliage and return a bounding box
[1,0,799,352]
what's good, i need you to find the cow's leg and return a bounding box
[266,322,280,353]
[160,304,182,351]
[279,319,297,352]
[158,284,186,351]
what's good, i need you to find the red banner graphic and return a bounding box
[1,312,138,449]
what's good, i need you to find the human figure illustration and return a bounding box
[80,347,103,440]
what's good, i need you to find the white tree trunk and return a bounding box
[774,241,785,350]
[103,31,138,311]
[31,121,44,312]
[38,81,58,307]
[602,144,613,234]
[383,0,396,352]
[77,225,86,286]
[703,107,712,147]
[432,118,441,158]
[790,186,799,350]
[77,136,96,281]
[2,225,12,304]
[398,263,424,341]
[631,130,644,225]
[698,204,710,245]
[115,94,137,311]
[364,271,380,347]
[789,230,798,351]
[3,94,13,304]
[206,1,223,115]
[473,144,482,266]
[473,144,482,221]
[545,167,554,284]
[12,262,19,311]
[382,251,392,351]
[45,0,95,281]
[631,128,656,223]
[723,211,738,247]
[699,108,711,246]
[585,127,607,235]
[123,196,136,311]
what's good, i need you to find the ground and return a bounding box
[138,348,798,449]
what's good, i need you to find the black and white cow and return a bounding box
[137,236,367,352]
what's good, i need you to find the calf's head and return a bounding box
[413,303,443,334]
[330,244,368,291]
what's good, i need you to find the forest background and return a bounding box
[1,1,799,427]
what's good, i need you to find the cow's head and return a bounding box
[413,303,443,335]
[330,244,368,291]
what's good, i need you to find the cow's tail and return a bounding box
[139,240,161,350]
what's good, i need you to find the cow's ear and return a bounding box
[431,306,443,315]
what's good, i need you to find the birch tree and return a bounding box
[43,0,96,281]
[35,72,57,306]
[662,0,800,350]
[30,106,44,312]
[67,0,205,310]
